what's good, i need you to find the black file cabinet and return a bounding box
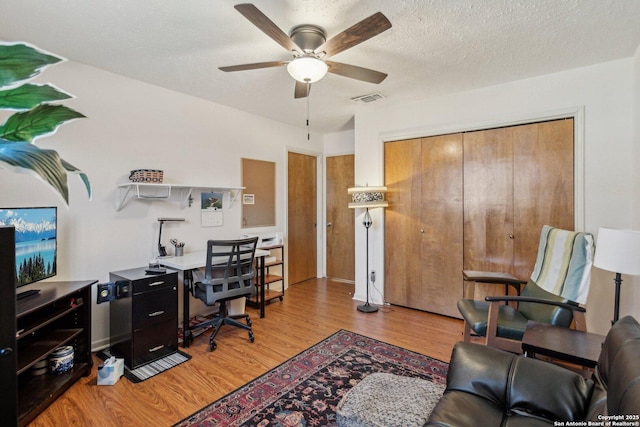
[109,267,178,369]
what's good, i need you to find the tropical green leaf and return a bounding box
[0,139,69,203]
[61,158,92,199]
[0,83,72,110]
[0,104,85,142]
[0,43,63,88]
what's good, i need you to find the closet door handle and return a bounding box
[509,234,514,239]
[420,229,424,233]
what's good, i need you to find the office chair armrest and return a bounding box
[484,295,586,312]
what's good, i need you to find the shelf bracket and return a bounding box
[116,185,135,211]
[179,187,195,209]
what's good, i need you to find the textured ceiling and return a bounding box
[2,0,640,133]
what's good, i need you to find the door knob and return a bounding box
[0,347,13,357]
[327,222,332,227]
[420,229,424,233]
[509,234,514,239]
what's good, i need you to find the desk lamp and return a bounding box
[593,227,640,324]
[157,217,185,257]
[348,186,388,313]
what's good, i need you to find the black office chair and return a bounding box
[192,237,258,351]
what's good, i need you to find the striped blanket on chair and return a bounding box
[530,225,594,305]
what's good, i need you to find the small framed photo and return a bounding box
[243,194,255,205]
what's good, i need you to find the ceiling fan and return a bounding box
[219,3,392,99]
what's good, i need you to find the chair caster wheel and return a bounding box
[249,332,255,343]
[279,296,283,301]
[209,341,217,351]
[246,318,252,327]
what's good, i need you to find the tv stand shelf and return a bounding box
[116,183,244,210]
[10,280,96,427]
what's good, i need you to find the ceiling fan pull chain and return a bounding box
[307,84,310,140]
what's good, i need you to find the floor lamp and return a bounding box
[348,186,388,313]
[593,227,640,324]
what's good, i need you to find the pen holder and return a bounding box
[175,246,184,257]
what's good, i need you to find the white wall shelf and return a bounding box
[116,183,244,211]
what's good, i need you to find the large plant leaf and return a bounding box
[61,158,92,199]
[0,83,73,110]
[0,104,85,142]
[0,43,63,88]
[0,139,69,203]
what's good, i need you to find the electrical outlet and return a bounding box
[370,271,376,283]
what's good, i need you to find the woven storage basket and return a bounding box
[129,169,163,183]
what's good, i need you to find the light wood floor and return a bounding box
[29,278,463,427]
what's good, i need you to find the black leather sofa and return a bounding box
[427,316,640,426]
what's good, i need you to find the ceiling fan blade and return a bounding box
[294,81,310,99]
[315,12,391,58]
[326,61,387,84]
[234,4,302,54]
[219,61,288,72]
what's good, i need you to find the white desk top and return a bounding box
[159,248,269,271]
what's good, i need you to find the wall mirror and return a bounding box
[241,158,276,228]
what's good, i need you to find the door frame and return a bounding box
[286,147,323,280]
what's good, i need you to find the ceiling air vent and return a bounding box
[351,93,384,103]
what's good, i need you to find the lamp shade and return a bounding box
[594,227,640,275]
[348,186,388,209]
[287,57,328,83]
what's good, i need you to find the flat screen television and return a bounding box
[0,207,57,296]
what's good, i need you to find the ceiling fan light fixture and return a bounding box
[287,57,328,83]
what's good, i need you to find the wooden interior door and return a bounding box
[326,155,355,281]
[384,139,423,307]
[420,134,464,317]
[287,152,317,285]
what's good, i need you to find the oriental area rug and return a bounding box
[174,329,448,427]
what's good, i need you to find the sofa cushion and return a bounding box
[508,354,593,421]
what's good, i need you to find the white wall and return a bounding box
[354,57,639,335]
[1,60,322,349]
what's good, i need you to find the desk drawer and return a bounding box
[131,319,178,368]
[132,272,178,294]
[132,287,177,328]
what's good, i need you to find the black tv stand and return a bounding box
[16,289,40,300]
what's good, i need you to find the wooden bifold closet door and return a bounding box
[384,118,574,318]
[384,134,464,317]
